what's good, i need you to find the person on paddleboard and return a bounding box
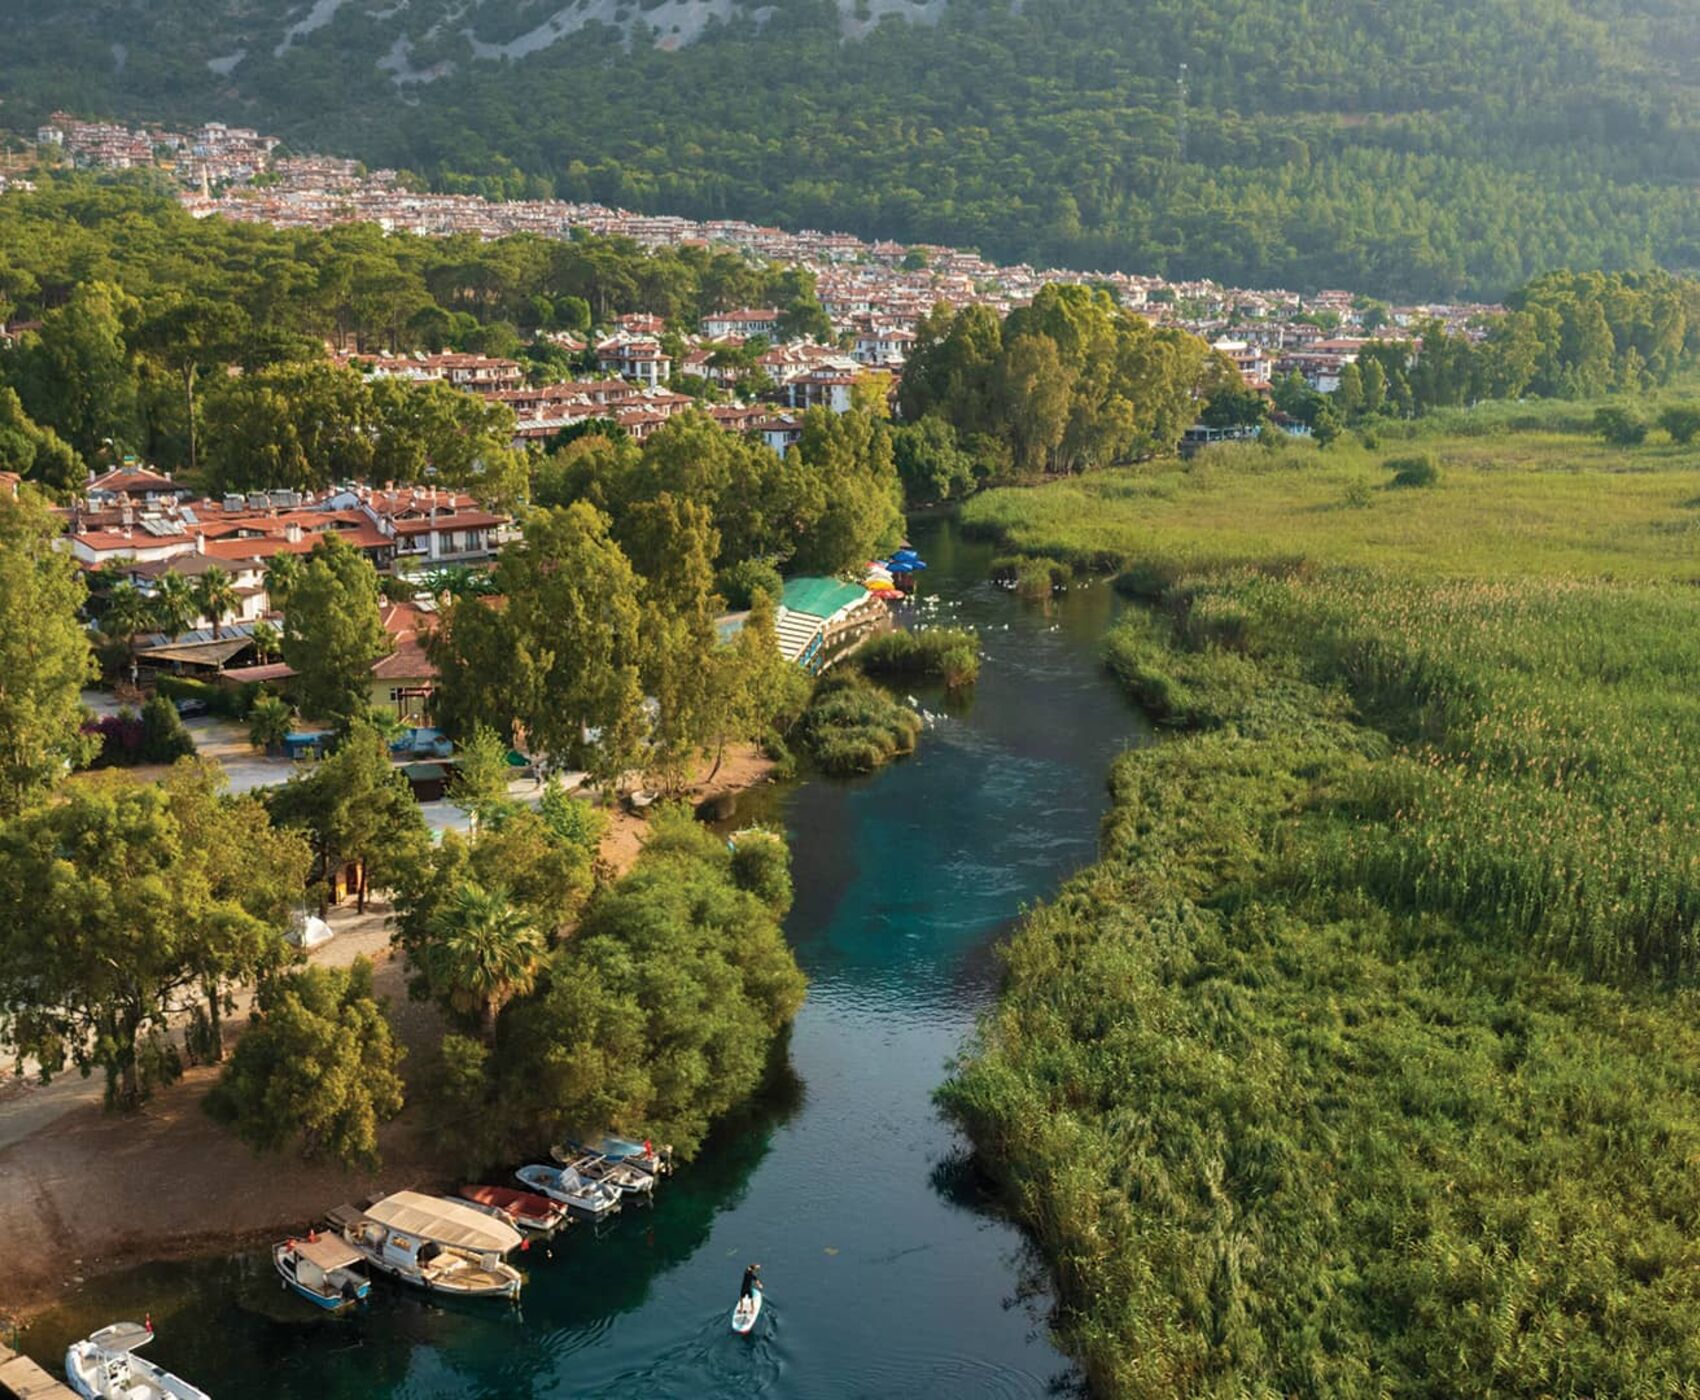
[740,1263,762,1300]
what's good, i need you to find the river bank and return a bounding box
[0,743,778,1328]
[13,517,1142,1397]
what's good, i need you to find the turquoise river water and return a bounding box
[20,516,1148,1398]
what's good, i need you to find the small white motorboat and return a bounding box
[556,1150,656,1199]
[731,1284,763,1336]
[65,1322,210,1400]
[515,1162,622,1219]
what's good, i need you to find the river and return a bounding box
[20,516,1147,1398]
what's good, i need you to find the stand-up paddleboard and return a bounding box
[731,1284,763,1336]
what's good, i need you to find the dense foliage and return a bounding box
[0,763,309,1108]
[946,427,1700,1393]
[902,288,1213,475]
[0,181,834,490]
[8,1,1700,296]
[0,486,94,813]
[854,626,980,690]
[430,805,807,1168]
[796,669,922,776]
[205,958,406,1169]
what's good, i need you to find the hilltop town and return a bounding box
[13,111,1498,420]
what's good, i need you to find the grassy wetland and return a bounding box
[942,412,1700,1395]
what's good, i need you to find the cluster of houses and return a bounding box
[59,464,509,719]
[16,113,1496,363]
[53,459,890,737]
[330,310,880,451]
[14,112,1503,427]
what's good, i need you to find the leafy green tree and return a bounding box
[280,534,393,725]
[368,377,525,505]
[1200,383,1270,431]
[490,503,648,791]
[133,295,249,475]
[140,694,196,763]
[1594,405,1647,447]
[1359,356,1389,417]
[9,280,141,461]
[0,386,79,494]
[264,554,302,612]
[1334,361,1365,419]
[791,409,904,573]
[202,360,375,494]
[499,805,807,1157]
[0,487,94,815]
[204,958,405,1169]
[623,492,721,790]
[267,720,430,913]
[102,580,154,646]
[249,619,282,663]
[1313,407,1344,448]
[890,416,976,503]
[0,769,308,1108]
[161,762,310,1061]
[537,778,609,857]
[451,722,516,832]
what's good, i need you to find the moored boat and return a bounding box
[64,1322,210,1400]
[327,1192,523,1300]
[516,1162,622,1219]
[557,1150,656,1199]
[553,1135,673,1177]
[456,1183,570,1234]
[273,1234,371,1312]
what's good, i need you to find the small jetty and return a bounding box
[0,1340,77,1400]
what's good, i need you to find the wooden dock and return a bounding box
[0,1342,75,1400]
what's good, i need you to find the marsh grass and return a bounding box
[943,407,1700,1394]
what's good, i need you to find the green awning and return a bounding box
[780,576,868,621]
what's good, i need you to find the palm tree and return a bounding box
[264,553,301,611]
[425,882,547,1047]
[104,581,155,645]
[152,571,197,641]
[194,564,240,640]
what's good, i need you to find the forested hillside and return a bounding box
[4,0,1700,297]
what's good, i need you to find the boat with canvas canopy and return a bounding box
[326,1195,523,1300]
[273,1234,371,1312]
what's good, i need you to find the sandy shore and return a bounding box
[0,743,778,1322]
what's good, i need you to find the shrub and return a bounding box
[715,558,785,611]
[796,670,923,775]
[992,553,1073,598]
[84,709,145,767]
[1594,405,1648,447]
[140,695,196,763]
[538,777,609,856]
[856,626,981,688]
[728,828,793,914]
[248,694,294,753]
[1386,453,1441,488]
[1658,405,1700,445]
